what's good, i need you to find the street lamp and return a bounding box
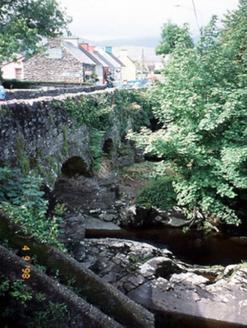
[191,0,201,34]
[174,1,203,35]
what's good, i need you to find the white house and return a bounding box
[1,55,25,80]
[117,49,136,81]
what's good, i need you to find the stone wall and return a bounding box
[5,85,106,100]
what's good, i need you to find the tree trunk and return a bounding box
[0,245,124,328]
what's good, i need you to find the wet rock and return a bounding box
[231,236,247,246]
[130,266,247,327]
[99,211,119,222]
[78,238,247,327]
[81,238,178,294]
[119,205,190,228]
[58,213,85,243]
[85,217,122,231]
[120,205,162,227]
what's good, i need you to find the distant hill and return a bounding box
[82,36,161,48]
[112,46,163,65]
[81,36,160,48]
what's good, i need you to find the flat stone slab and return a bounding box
[85,218,122,231]
[128,268,247,327]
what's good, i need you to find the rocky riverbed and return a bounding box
[76,238,247,327]
[57,209,247,327]
[53,160,247,327]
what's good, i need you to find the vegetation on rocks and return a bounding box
[61,88,155,133]
[56,89,156,170]
[0,88,157,326]
[136,177,177,211]
[0,167,64,249]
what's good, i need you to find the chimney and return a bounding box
[105,46,112,53]
[63,36,79,47]
[88,45,95,52]
[80,43,89,51]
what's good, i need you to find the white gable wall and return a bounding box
[2,58,24,80]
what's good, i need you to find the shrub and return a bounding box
[136,177,177,210]
[0,167,64,248]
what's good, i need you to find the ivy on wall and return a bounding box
[51,88,156,172]
[54,88,155,135]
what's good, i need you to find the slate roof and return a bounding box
[107,52,125,67]
[63,41,96,65]
[101,51,124,68]
[91,52,109,68]
[94,51,114,68]
[79,46,102,66]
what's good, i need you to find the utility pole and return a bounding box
[191,0,201,34]
[141,49,144,79]
[174,2,203,35]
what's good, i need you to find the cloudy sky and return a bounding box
[58,0,240,44]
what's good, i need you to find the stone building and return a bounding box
[23,37,97,83]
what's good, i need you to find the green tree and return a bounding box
[129,17,247,226]
[220,0,247,64]
[0,0,71,63]
[156,21,194,56]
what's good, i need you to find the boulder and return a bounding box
[80,238,247,327]
[129,265,247,327]
[119,205,190,228]
[58,214,85,242]
[85,217,122,231]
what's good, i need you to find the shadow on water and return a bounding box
[86,225,247,266]
[154,311,246,328]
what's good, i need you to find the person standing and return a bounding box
[0,82,6,101]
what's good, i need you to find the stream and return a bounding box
[86,226,247,266]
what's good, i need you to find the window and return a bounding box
[47,48,63,59]
[15,68,22,79]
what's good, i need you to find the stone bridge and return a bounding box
[0,87,132,186]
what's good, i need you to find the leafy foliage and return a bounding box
[136,177,177,211]
[0,275,69,328]
[0,0,71,63]
[123,88,155,132]
[63,94,114,130]
[0,167,64,248]
[129,15,247,226]
[89,129,106,171]
[3,79,34,89]
[62,89,155,133]
[220,0,247,65]
[156,21,194,56]
[27,302,69,328]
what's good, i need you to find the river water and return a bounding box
[86,226,247,266]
